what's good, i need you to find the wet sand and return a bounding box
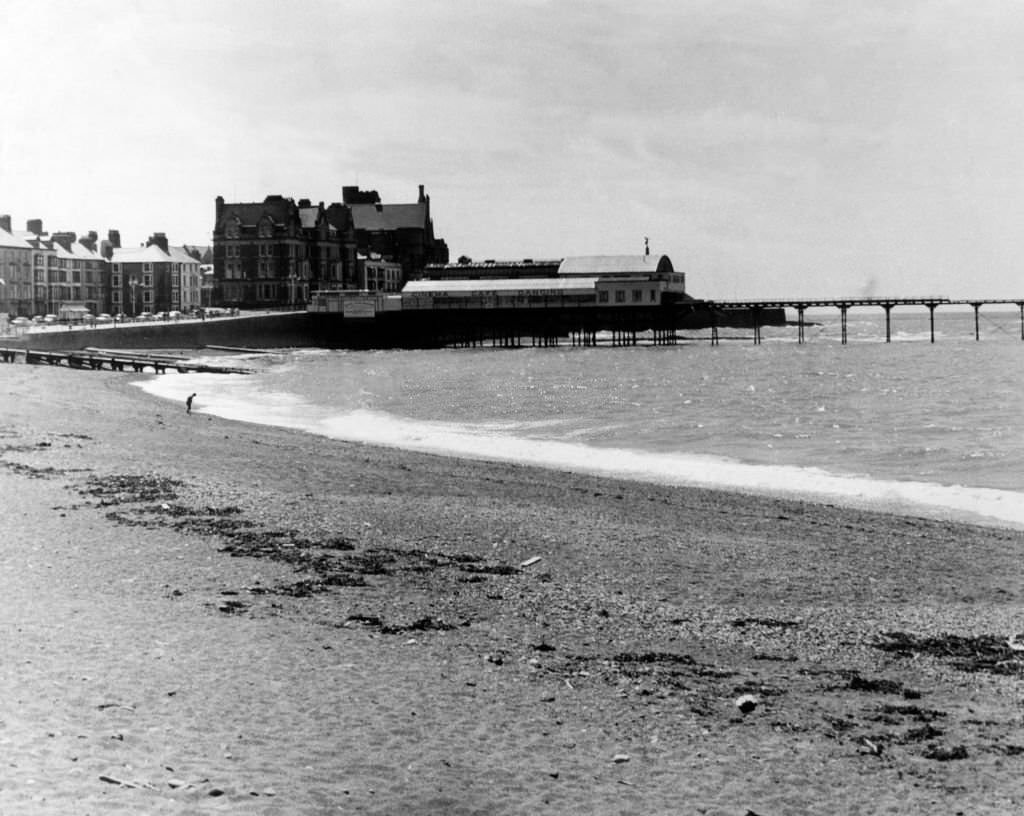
[2,363,1023,814]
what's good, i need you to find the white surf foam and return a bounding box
[135,374,1024,530]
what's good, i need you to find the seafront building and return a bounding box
[212,185,449,309]
[212,195,357,308]
[0,217,34,316]
[342,185,449,281]
[109,233,203,316]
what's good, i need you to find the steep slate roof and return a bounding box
[298,206,338,233]
[111,244,172,264]
[68,242,101,261]
[167,246,200,264]
[220,197,295,228]
[0,226,32,249]
[558,255,674,276]
[349,203,428,232]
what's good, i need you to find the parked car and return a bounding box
[167,310,182,320]
[95,313,113,323]
[11,316,31,327]
[42,314,58,324]
[137,312,154,321]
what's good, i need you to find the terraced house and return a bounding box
[0,216,33,316]
[109,233,201,316]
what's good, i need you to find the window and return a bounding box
[649,289,658,302]
[112,273,121,287]
[615,290,626,303]
[143,274,152,287]
[225,221,240,239]
[258,220,273,238]
[598,290,609,303]
[632,289,642,302]
[143,291,153,304]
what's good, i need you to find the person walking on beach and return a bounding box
[186,393,196,414]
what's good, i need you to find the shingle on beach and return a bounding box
[2,365,1023,814]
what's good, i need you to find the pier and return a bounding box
[0,347,251,374]
[704,297,1024,344]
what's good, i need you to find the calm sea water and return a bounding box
[138,308,1024,529]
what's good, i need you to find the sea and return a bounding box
[137,307,1024,530]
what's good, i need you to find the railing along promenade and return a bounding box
[702,297,1024,344]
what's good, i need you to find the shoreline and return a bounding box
[135,365,1024,534]
[3,365,1024,813]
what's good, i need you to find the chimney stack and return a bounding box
[107,229,121,249]
[147,232,169,252]
[52,231,76,250]
[418,184,425,203]
[27,218,43,235]
[0,214,10,233]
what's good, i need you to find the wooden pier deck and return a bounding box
[703,297,1024,344]
[0,347,251,374]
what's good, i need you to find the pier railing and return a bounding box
[702,297,1024,344]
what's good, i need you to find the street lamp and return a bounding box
[129,276,139,318]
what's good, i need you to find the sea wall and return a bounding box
[15,313,315,351]
[10,305,789,352]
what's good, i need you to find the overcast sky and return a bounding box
[2,0,1023,298]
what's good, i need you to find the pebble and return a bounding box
[612,753,630,763]
[735,694,759,713]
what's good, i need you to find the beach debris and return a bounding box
[735,694,759,714]
[923,744,969,761]
[612,753,630,763]
[874,630,1024,677]
[843,673,905,695]
[97,702,135,712]
[99,774,156,790]
[217,599,247,614]
[520,555,542,568]
[485,653,504,665]
[858,736,884,756]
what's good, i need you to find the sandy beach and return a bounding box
[2,363,1023,815]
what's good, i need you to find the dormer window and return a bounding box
[225,218,240,239]
[258,218,274,238]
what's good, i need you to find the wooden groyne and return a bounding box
[0,347,250,374]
